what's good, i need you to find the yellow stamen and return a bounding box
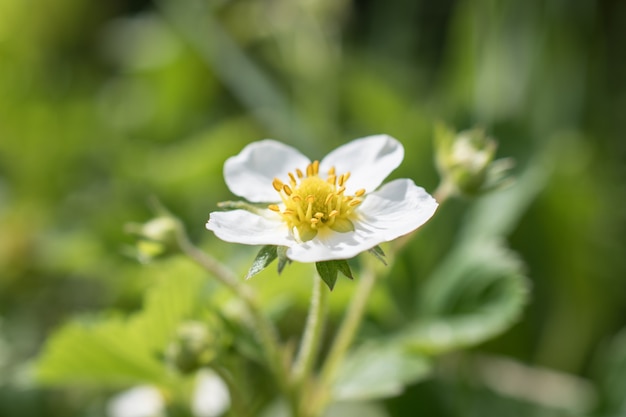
[269,163,363,242]
[273,178,284,191]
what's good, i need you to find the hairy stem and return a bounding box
[292,274,328,384]
[311,266,377,415]
[176,230,288,391]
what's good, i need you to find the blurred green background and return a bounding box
[1,0,625,416]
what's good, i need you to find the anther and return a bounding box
[306,195,315,203]
[343,172,351,182]
[328,166,336,175]
[291,195,302,202]
[314,212,324,219]
[272,178,284,191]
[355,188,366,197]
[288,172,297,185]
[312,160,319,175]
[349,200,361,206]
[283,185,293,196]
[338,174,345,186]
[329,210,339,217]
[310,218,319,224]
[327,175,336,185]
[268,204,280,212]
[324,194,334,205]
[337,186,346,195]
[306,164,313,177]
[296,168,304,178]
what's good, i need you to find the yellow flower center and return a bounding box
[268,161,365,242]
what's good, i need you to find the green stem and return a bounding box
[214,366,249,417]
[292,274,328,384]
[312,266,378,415]
[176,230,288,391]
[433,179,455,203]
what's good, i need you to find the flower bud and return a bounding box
[165,321,222,375]
[435,124,513,197]
[125,216,182,262]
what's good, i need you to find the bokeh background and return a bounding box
[1,0,625,416]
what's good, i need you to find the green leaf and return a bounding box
[36,274,205,387]
[277,246,291,275]
[402,242,529,355]
[368,245,387,266]
[333,341,432,401]
[315,260,353,291]
[246,245,278,279]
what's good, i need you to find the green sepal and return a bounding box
[246,245,278,279]
[277,246,291,275]
[368,245,387,266]
[217,200,268,215]
[315,260,353,291]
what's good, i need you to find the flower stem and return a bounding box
[433,179,455,203]
[175,229,288,391]
[292,274,328,385]
[214,366,249,417]
[312,266,377,415]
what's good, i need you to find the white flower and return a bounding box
[107,385,164,417]
[191,369,231,417]
[206,135,438,263]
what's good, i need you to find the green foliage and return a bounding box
[402,242,528,355]
[368,246,388,266]
[334,342,431,401]
[246,245,279,280]
[36,274,206,387]
[316,260,354,291]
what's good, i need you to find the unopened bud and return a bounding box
[165,321,222,375]
[435,124,513,197]
[125,216,182,262]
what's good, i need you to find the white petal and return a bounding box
[107,386,164,417]
[319,135,404,195]
[286,227,377,263]
[224,140,311,203]
[357,178,438,241]
[286,179,437,263]
[206,209,294,246]
[192,369,231,417]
